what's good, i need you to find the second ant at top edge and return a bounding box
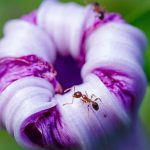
[93,2,105,20]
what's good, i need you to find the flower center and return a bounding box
[54,54,83,89]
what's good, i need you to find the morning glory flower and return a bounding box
[0,0,148,150]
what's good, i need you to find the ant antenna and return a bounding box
[63,86,75,106]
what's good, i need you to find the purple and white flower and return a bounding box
[0,0,148,150]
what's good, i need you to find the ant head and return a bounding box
[93,2,99,6]
[92,102,99,111]
[73,91,82,98]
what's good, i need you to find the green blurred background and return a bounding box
[0,0,149,149]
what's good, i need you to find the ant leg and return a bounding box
[91,94,102,102]
[87,104,90,117]
[91,94,97,100]
[63,97,74,106]
[81,99,84,104]
[81,99,86,103]
[94,97,102,102]
[85,91,88,97]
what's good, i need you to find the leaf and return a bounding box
[0,130,24,150]
[0,0,41,37]
[140,85,150,135]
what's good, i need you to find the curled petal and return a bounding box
[0,20,56,63]
[55,73,131,149]
[21,11,37,25]
[0,0,148,150]
[81,22,147,115]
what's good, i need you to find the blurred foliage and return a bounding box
[0,130,24,150]
[0,0,149,149]
[132,10,150,82]
[0,0,41,36]
[140,86,150,134]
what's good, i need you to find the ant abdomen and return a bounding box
[92,102,99,111]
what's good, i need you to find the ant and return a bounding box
[63,86,101,111]
[93,2,105,20]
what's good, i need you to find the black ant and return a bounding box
[93,2,105,20]
[63,86,101,111]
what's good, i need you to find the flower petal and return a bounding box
[0,20,56,63]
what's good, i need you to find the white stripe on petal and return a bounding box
[84,22,147,68]
[0,77,55,127]
[37,0,91,58]
[56,74,130,150]
[0,77,57,149]
[0,20,56,63]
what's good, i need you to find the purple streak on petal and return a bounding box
[79,13,125,65]
[21,11,37,25]
[103,13,125,23]
[0,55,62,93]
[92,68,135,114]
[21,106,79,149]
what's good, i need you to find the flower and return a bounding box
[0,0,148,150]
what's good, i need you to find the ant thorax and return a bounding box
[82,94,88,100]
